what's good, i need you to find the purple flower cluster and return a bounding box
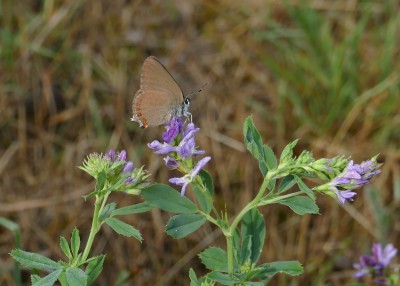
[148,117,206,166]
[148,117,210,196]
[328,158,381,204]
[354,243,397,284]
[105,149,126,162]
[105,149,137,185]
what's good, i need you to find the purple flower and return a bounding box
[117,150,127,161]
[354,255,376,278]
[125,177,138,185]
[335,189,357,205]
[169,156,211,196]
[163,156,179,170]
[148,118,206,169]
[360,160,382,180]
[176,123,205,158]
[149,118,210,191]
[162,117,184,143]
[325,158,381,204]
[354,243,397,282]
[123,161,134,174]
[105,149,116,161]
[148,141,176,155]
[338,159,381,188]
[372,243,397,267]
[105,149,128,162]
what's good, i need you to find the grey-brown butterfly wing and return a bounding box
[132,56,184,127]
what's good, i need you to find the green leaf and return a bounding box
[104,218,142,241]
[99,202,117,221]
[278,197,319,215]
[101,175,130,193]
[11,249,62,270]
[200,170,214,196]
[58,272,68,286]
[258,160,268,177]
[0,216,20,234]
[141,184,198,214]
[243,116,277,176]
[32,269,63,286]
[112,202,153,216]
[207,271,239,285]
[166,214,206,239]
[243,116,263,161]
[96,171,107,191]
[262,144,278,170]
[189,268,199,286]
[83,190,99,199]
[86,255,105,286]
[278,175,296,193]
[258,261,303,279]
[198,247,227,272]
[294,176,316,200]
[233,228,240,251]
[66,267,87,286]
[31,274,40,284]
[241,208,266,263]
[60,236,72,260]
[237,235,252,265]
[192,185,212,214]
[71,228,80,258]
[279,139,299,163]
[192,170,214,214]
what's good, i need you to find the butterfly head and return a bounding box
[182,97,191,121]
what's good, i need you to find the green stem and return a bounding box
[225,174,273,275]
[199,210,219,227]
[226,233,234,274]
[258,190,304,206]
[80,193,107,263]
[229,173,272,234]
[225,170,305,275]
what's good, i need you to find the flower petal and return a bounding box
[162,117,184,143]
[148,141,176,154]
[190,156,211,177]
[335,190,357,204]
[163,156,179,169]
[123,161,134,173]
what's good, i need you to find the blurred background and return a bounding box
[1,0,399,285]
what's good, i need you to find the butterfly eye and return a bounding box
[184,98,190,105]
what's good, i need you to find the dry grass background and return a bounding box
[1,0,400,285]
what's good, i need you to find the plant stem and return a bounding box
[226,233,234,274]
[225,170,306,275]
[225,173,273,275]
[258,190,304,206]
[199,211,220,227]
[229,173,272,234]
[81,195,102,263]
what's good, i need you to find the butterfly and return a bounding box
[131,56,191,128]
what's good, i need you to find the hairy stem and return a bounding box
[81,192,110,263]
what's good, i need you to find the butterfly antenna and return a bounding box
[188,82,208,98]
